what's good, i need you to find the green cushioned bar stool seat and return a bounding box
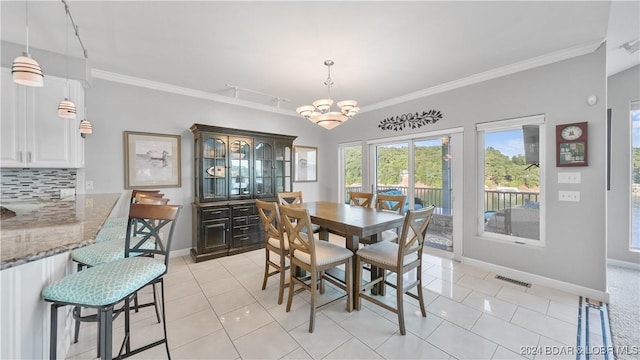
[71,237,153,267]
[43,257,166,307]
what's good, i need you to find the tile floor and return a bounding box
[67,239,581,360]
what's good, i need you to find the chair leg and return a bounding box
[309,268,317,333]
[278,254,286,305]
[160,279,171,360]
[397,273,406,335]
[286,264,296,312]
[73,306,81,343]
[262,248,270,290]
[417,266,427,317]
[49,303,60,360]
[98,307,113,360]
[346,258,353,312]
[152,283,161,323]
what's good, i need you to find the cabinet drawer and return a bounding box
[233,214,261,227]
[202,207,230,220]
[232,232,262,248]
[233,223,261,236]
[232,205,256,216]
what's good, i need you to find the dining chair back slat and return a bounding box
[277,191,303,205]
[349,192,373,208]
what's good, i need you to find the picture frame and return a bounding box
[294,145,317,182]
[555,122,588,167]
[124,131,182,189]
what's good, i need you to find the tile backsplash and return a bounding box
[0,168,77,201]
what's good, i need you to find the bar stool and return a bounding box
[69,195,169,347]
[43,203,182,360]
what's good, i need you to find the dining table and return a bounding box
[289,201,406,296]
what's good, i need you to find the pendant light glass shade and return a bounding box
[12,53,44,87]
[13,1,44,87]
[58,99,76,119]
[79,118,92,138]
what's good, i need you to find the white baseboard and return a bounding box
[607,258,640,270]
[462,256,610,303]
[170,247,191,258]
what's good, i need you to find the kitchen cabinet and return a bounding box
[1,68,84,168]
[190,124,296,262]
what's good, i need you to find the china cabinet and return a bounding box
[0,68,84,168]
[190,124,295,262]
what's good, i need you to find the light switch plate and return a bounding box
[558,172,581,184]
[559,190,580,202]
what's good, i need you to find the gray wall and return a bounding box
[607,65,640,264]
[83,79,326,252]
[323,46,608,292]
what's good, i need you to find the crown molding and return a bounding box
[360,39,604,114]
[91,69,298,117]
[92,39,603,117]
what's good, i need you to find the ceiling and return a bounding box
[2,1,638,114]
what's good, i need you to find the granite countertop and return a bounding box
[0,194,120,270]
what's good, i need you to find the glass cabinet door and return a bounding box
[254,139,274,198]
[275,141,292,193]
[201,134,228,201]
[229,137,252,199]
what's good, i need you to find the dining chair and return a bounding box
[349,191,374,208]
[354,206,435,335]
[256,199,289,305]
[43,203,182,360]
[277,191,321,233]
[354,193,406,246]
[279,205,353,333]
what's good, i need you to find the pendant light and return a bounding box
[58,4,76,119]
[12,0,44,87]
[79,93,92,138]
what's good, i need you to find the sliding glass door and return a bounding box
[371,132,460,256]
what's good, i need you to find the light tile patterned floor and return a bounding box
[67,244,582,360]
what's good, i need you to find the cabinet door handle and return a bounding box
[18,151,23,162]
[239,236,250,241]
[209,211,222,215]
[239,208,249,212]
[239,226,249,231]
[27,152,31,163]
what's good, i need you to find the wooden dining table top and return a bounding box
[289,201,405,250]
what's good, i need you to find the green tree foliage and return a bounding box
[344,144,540,190]
[344,147,362,185]
[633,147,640,184]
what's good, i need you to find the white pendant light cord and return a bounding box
[25,0,30,53]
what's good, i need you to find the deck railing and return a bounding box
[346,186,539,211]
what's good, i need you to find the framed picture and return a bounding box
[124,131,182,189]
[294,145,317,182]
[556,122,588,167]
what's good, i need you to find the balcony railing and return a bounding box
[346,185,539,212]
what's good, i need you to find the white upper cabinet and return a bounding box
[1,68,84,168]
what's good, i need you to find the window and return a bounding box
[340,142,363,203]
[477,115,545,246]
[631,101,640,251]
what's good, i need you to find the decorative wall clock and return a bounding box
[556,122,588,167]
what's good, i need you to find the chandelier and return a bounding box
[296,60,359,130]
